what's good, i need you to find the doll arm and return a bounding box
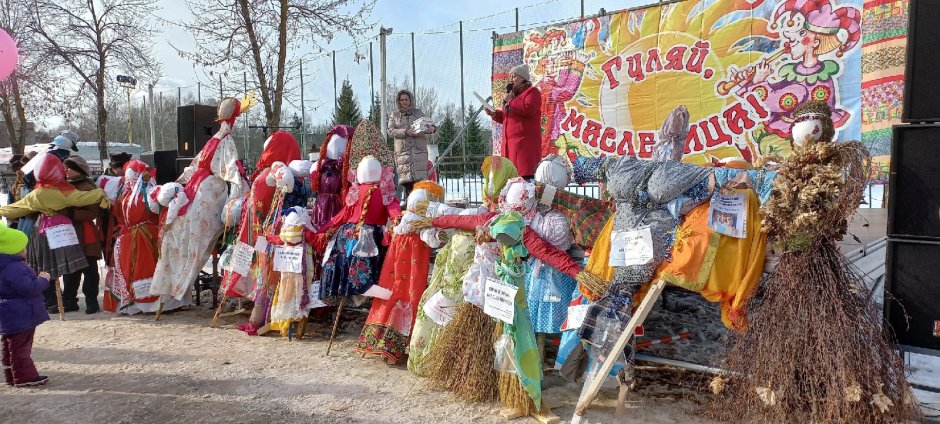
[431,213,494,232]
[522,228,581,279]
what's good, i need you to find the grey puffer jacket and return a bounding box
[388,89,429,184]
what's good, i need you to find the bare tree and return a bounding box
[28,0,159,160]
[0,0,67,153]
[173,0,374,129]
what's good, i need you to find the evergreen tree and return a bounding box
[464,110,485,157]
[367,93,382,130]
[332,79,362,127]
[434,111,459,178]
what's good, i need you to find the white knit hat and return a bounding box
[510,64,530,82]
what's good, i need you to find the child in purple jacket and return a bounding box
[0,223,51,387]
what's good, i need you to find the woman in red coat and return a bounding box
[486,64,542,179]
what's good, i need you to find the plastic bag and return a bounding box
[353,226,378,257]
[388,300,414,336]
[493,334,517,373]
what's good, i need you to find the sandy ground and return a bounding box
[0,297,719,424]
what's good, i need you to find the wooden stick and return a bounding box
[615,370,629,419]
[210,293,229,328]
[296,317,308,341]
[154,298,165,321]
[53,276,65,321]
[326,297,346,356]
[572,279,667,419]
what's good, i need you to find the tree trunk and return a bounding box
[270,0,288,129]
[237,0,275,129]
[10,73,28,154]
[0,86,17,151]
[96,90,108,161]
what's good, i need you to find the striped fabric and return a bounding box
[860,0,909,156]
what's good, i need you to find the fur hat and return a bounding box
[109,152,132,168]
[510,64,531,82]
[64,155,91,176]
[0,223,28,255]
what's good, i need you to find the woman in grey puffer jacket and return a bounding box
[388,89,435,194]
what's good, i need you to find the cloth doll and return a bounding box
[356,180,444,364]
[310,125,353,228]
[267,206,317,335]
[149,96,251,304]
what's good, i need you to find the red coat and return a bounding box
[491,85,542,177]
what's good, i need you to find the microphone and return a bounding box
[504,82,514,111]
[505,83,514,93]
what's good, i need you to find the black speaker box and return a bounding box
[151,150,179,184]
[902,0,940,123]
[887,124,940,240]
[884,238,940,355]
[177,105,219,157]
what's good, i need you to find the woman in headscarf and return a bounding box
[60,155,103,314]
[0,153,110,313]
[388,89,434,195]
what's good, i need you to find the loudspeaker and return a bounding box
[887,124,940,240]
[884,238,940,355]
[177,105,219,157]
[152,150,179,184]
[903,0,940,122]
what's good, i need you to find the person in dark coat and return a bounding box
[0,223,50,387]
[485,64,542,179]
[60,155,103,314]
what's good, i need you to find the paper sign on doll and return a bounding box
[253,236,269,255]
[564,304,591,330]
[708,191,748,238]
[609,226,654,266]
[46,224,80,249]
[227,242,254,275]
[273,245,303,273]
[423,291,458,326]
[483,277,517,324]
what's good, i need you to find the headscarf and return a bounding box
[251,131,300,183]
[342,120,395,205]
[481,156,518,208]
[396,89,415,115]
[34,153,75,194]
[489,211,528,263]
[498,177,537,221]
[652,105,690,162]
[311,125,354,192]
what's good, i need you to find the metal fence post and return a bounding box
[380,27,392,140]
[581,0,585,18]
[411,32,417,95]
[243,71,249,156]
[300,59,306,152]
[459,20,467,185]
[369,42,375,103]
[177,87,181,107]
[219,75,223,100]
[197,82,202,104]
[515,8,519,32]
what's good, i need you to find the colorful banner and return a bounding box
[492,0,864,165]
[861,0,908,159]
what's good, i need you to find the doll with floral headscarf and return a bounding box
[149,96,251,305]
[356,180,445,364]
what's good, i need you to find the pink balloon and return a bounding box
[0,29,18,82]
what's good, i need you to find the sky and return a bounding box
[141,0,580,127]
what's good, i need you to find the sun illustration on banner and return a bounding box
[510,0,861,165]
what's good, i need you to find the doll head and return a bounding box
[356,156,382,184]
[790,100,835,147]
